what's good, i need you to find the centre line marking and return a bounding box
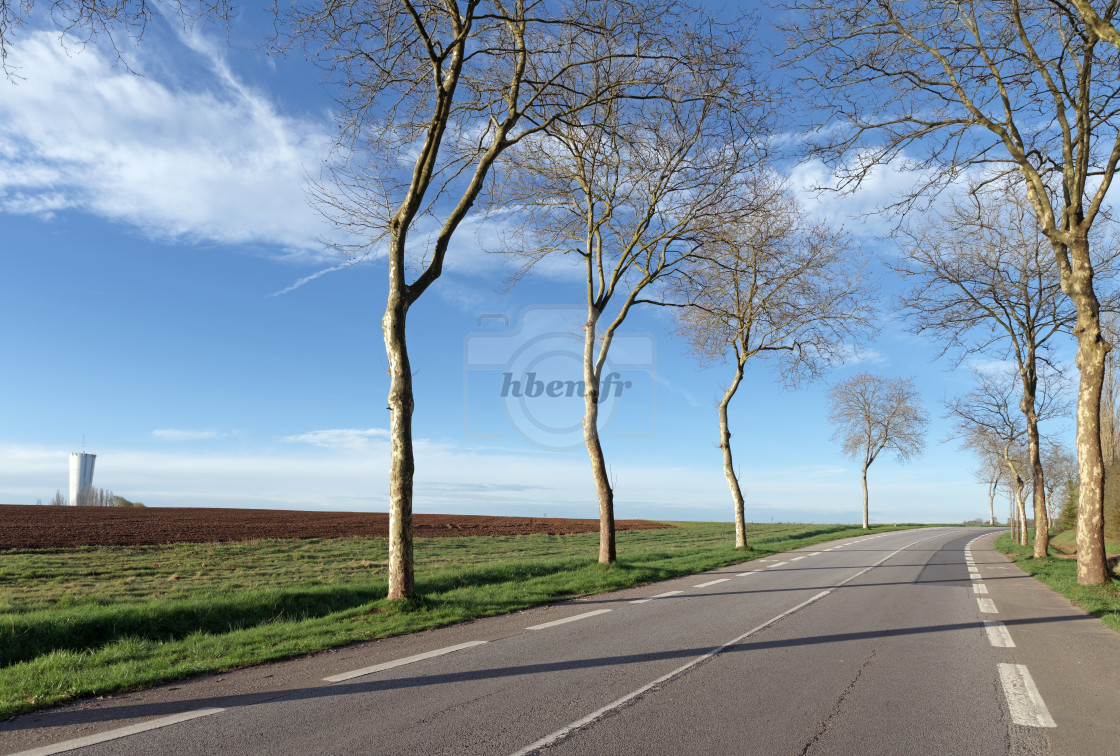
[526,609,612,631]
[631,590,684,604]
[983,620,1015,648]
[9,708,226,756]
[324,640,488,682]
[509,532,948,756]
[694,578,731,588]
[999,663,1056,727]
[974,583,989,594]
[977,598,998,613]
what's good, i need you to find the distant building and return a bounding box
[69,453,96,507]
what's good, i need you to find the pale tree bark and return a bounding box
[286,0,679,596]
[718,359,748,549]
[784,0,1120,585]
[827,374,928,528]
[860,459,871,530]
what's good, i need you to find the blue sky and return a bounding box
[0,7,1075,524]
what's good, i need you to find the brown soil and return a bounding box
[0,505,670,549]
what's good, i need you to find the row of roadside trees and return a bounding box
[9,0,1120,593]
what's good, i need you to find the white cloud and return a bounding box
[0,30,333,256]
[152,429,228,442]
[280,428,391,451]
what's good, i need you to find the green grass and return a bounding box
[1046,528,1120,556]
[0,521,923,719]
[993,531,1120,635]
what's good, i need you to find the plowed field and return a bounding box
[0,505,670,549]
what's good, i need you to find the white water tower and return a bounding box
[69,452,96,506]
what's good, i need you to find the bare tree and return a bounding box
[783,0,1120,584]
[827,374,928,529]
[892,182,1075,557]
[673,182,875,549]
[962,427,1006,527]
[492,15,767,564]
[49,490,65,506]
[281,0,692,594]
[947,366,1068,546]
[1044,442,1079,527]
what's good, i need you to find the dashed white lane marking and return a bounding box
[8,708,226,756]
[769,561,788,568]
[983,620,1015,648]
[694,578,731,588]
[977,598,998,613]
[630,590,684,604]
[324,640,489,682]
[790,556,806,562]
[974,583,989,595]
[807,552,822,557]
[736,569,761,577]
[509,532,948,756]
[999,663,1056,727]
[526,609,612,631]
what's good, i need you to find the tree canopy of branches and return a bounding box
[0,1,229,70]
[282,0,689,596]
[947,366,1068,545]
[892,182,1075,556]
[962,426,1006,527]
[827,373,928,529]
[491,9,768,564]
[674,181,875,549]
[784,0,1120,584]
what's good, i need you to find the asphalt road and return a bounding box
[3,527,1117,755]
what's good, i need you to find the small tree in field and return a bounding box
[827,373,928,529]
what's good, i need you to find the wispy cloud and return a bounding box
[152,429,228,442]
[280,428,390,451]
[0,30,333,256]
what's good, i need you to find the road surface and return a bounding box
[3,527,1118,755]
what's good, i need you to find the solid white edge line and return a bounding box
[630,590,684,604]
[508,531,948,756]
[526,609,612,631]
[324,640,488,682]
[977,598,998,613]
[694,578,731,588]
[9,708,226,756]
[999,663,1056,727]
[974,583,989,594]
[983,620,1015,648]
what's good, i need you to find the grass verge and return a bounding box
[0,521,923,719]
[993,531,1120,635]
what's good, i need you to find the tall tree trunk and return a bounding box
[1017,482,1029,546]
[384,275,415,600]
[988,478,997,526]
[719,359,747,549]
[1063,236,1110,584]
[583,308,615,564]
[1022,371,1049,557]
[860,460,870,529]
